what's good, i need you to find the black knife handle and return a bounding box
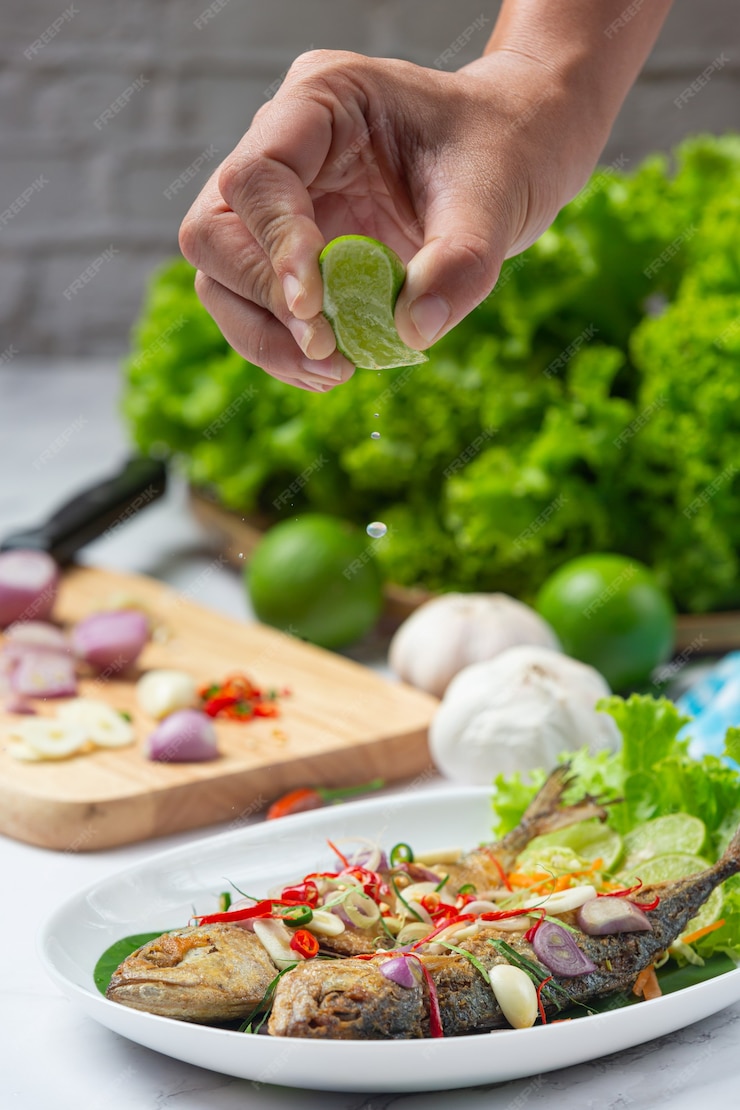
[0,456,168,563]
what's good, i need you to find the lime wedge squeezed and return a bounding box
[319,235,428,371]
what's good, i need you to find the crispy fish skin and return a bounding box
[105,923,277,1023]
[268,825,740,1039]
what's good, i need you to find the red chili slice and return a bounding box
[289,929,319,959]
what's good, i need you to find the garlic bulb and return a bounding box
[389,593,560,698]
[429,644,619,784]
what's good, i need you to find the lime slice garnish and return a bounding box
[621,814,706,872]
[517,820,623,873]
[319,235,429,370]
[621,851,722,936]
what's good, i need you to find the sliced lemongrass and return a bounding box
[58,698,134,748]
[305,910,346,937]
[414,848,462,866]
[519,884,597,915]
[342,889,381,928]
[11,719,89,759]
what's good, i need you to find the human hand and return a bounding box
[179,48,610,391]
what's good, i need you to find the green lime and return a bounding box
[247,514,384,650]
[319,235,428,370]
[518,819,623,873]
[622,814,706,872]
[535,553,675,690]
[621,852,723,936]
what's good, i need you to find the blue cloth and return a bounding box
[676,651,740,763]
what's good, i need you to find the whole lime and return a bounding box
[535,553,675,690]
[247,514,384,650]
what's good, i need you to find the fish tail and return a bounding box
[716,822,740,881]
[492,764,606,863]
[521,763,572,822]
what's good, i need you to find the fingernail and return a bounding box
[283,274,303,313]
[302,355,351,383]
[410,294,450,343]
[287,318,314,356]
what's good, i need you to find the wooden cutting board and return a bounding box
[0,566,438,852]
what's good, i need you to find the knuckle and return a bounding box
[193,269,217,306]
[287,48,357,81]
[178,212,201,267]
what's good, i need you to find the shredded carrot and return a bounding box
[632,965,662,1000]
[680,918,726,946]
[507,871,553,889]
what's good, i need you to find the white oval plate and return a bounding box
[39,786,740,1093]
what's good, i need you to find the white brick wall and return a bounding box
[1,0,738,357]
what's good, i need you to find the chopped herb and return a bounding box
[239,964,297,1033]
[438,941,490,983]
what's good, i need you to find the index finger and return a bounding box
[217,90,334,321]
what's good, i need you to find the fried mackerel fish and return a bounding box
[269,826,740,1039]
[106,924,277,1023]
[106,767,740,1035]
[106,766,606,1021]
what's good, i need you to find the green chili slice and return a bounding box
[390,842,415,866]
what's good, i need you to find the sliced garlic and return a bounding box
[58,698,134,748]
[253,918,298,970]
[9,719,89,759]
[136,669,197,720]
[306,910,345,937]
[6,739,44,762]
[402,882,439,902]
[519,884,597,915]
[488,963,538,1029]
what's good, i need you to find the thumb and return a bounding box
[395,194,510,349]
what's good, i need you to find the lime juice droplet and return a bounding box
[367,522,387,539]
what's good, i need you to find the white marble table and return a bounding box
[2,361,739,1110]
